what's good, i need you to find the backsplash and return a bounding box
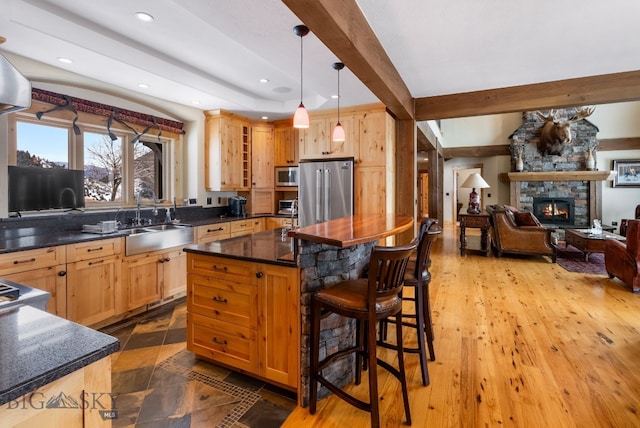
[0,206,229,238]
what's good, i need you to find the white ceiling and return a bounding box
[2,0,640,121]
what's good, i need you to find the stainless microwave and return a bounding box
[275,166,299,187]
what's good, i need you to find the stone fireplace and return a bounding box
[505,108,605,228]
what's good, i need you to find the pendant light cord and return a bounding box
[299,32,304,105]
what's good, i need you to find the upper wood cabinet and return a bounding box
[251,124,274,188]
[356,110,392,167]
[205,110,251,191]
[274,126,299,166]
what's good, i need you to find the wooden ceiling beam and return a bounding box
[282,0,414,121]
[415,70,640,120]
[443,145,511,159]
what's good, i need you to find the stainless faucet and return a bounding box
[135,188,157,226]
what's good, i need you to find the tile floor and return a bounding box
[101,298,296,428]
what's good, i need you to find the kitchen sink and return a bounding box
[125,224,194,256]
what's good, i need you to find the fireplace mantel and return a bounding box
[502,171,615,182]
[503,171,615,226]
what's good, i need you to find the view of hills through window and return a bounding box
[17,122,161,205]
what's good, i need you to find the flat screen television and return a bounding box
[8,166,85,212]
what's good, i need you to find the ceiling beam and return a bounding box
[415,70,640,120]
[282,0,414,121]
[443,145,511,159]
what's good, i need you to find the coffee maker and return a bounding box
[228,196,247,217]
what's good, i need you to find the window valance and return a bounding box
[31,88,185,134]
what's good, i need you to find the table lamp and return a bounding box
[461,173,490,214]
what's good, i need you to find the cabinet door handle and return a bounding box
[212,337,228,345]
[58,271,67,277]
[88,259,105,265]
[13,258,36,265]
[256,271,263,279]
[207,227,224,232]
[212,296,228,303]
[212,265,228,272]
[159,257,171,263]
[87,246,104,252]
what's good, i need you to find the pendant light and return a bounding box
[293,25,310,129]
[332,62,345,142]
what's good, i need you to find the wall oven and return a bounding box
[275,166,299,187]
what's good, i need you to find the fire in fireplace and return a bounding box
[532,197,575,225]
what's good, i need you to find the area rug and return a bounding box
[556,245,606,275]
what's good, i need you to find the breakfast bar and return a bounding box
[183,214,413,405]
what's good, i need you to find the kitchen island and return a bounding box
[183,214,413,404]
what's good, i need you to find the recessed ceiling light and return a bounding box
[259,78,269,84]
[135,12,154,22]
[57,57,73,64]
[331,94,339,99]
[261,116,269,120]
[138,83,150,89]
[192,100,201,105]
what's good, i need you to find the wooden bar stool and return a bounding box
[309,240,418,428]
[379,217,441,386]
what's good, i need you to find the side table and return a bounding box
[459,211,492,256]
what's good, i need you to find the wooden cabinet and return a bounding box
[230,218,264,237]
[123,245,187,311]
[66,238,122,326]
[195,222,231,244]
[0,356,112,428]
[355,166,388,216]
[265,217,294,230]
[251,124,274,188]
[274,126,298,166]
[0,246,67,317]
[257,263,300,388]
[357,110,392,167]
[205,110,251,191]
[249,189,274,215]
[187,253,299,389]
[299,117,330,159]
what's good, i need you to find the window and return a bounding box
[13,114,175,211]
[84,131,123,203]
[16,122,69,168]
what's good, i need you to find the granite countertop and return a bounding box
[184,228,297,267]
[0,215,278,255]
[0,305,119,405]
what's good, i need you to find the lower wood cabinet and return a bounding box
[3,264,67,317]
[123,246,187,311]
[66,238,122,326]
[0,356,112,428]
[66,255,121,326]
[186,253,300,390]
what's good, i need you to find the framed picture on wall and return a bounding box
[612,159,640,187]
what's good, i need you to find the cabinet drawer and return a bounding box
[187,313,258,372]
[67,237,122,262]
[189,274,256,328]
[188,254,256,284]
[196,223,230,243]
[0,246,66,275]
[230,219,255,233]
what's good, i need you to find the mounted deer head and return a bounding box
[535,106,595,156]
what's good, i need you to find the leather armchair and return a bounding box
[619,204,640,237]
[605,219,640,293]
[489,207,556,262]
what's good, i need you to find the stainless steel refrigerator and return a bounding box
[298,157,354,227]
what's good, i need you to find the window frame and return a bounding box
[10,102,177,211]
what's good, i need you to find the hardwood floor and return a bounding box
[283,224,640,427]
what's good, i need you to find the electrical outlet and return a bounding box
[612,221,618,226]
[206,197,212,205]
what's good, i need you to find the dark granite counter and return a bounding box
[183,228,297,267]
[0,215,277,255]
[0,305,119,405]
